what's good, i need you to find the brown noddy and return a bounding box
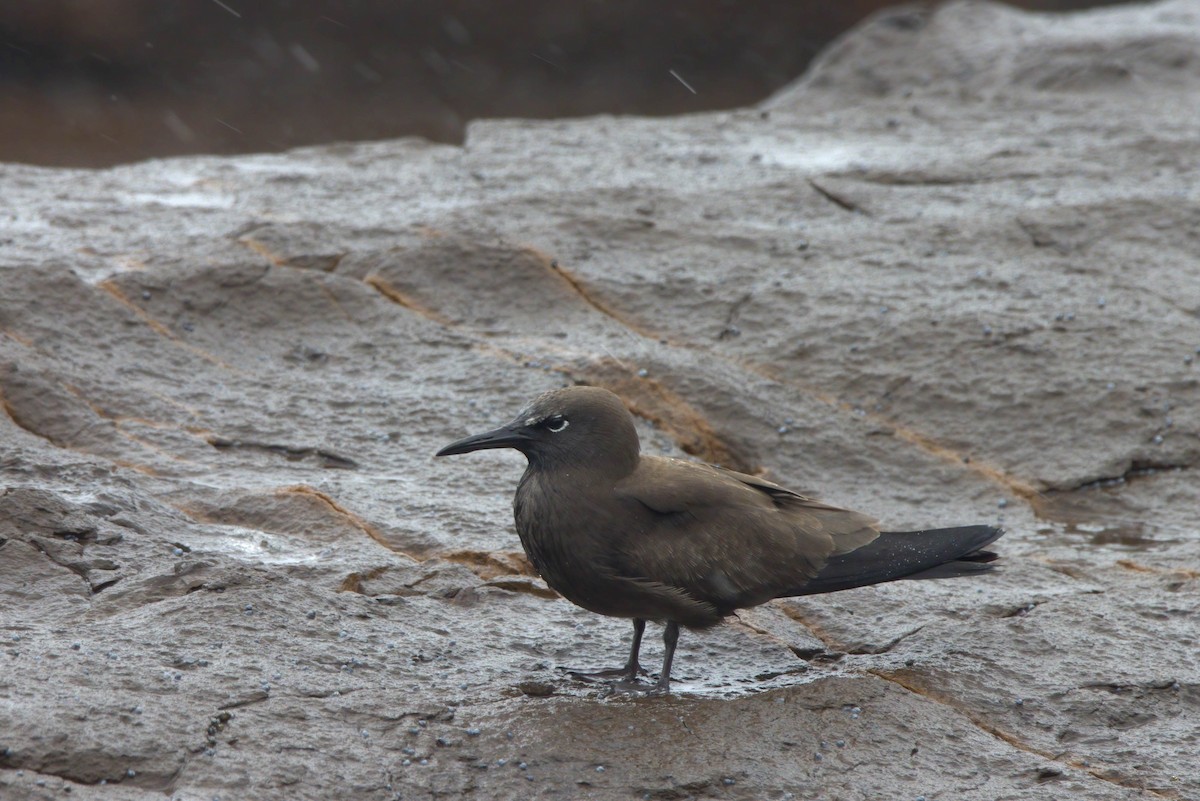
[436,386,1003,693]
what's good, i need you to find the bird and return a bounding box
[436,385,1003,694]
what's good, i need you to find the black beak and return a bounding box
[436,423,530,457]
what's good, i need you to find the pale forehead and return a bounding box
[519,388,571,425]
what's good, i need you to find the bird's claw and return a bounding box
[561,665,646,684]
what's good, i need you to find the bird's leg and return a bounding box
[651,621,679,694]
[564,618,648,682]
[622,618,646,681]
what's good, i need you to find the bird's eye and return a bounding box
[544,416,569,433]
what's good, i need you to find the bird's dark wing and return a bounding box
[610,456,880,614]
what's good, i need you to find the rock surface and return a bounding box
[2,1,1198,799]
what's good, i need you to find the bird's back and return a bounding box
[609,456,883,618]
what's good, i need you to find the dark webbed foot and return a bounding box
[561,618,646,685]
[562,665,646,683]
[597,621,678,696]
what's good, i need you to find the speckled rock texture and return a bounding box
[2,2,1198,799]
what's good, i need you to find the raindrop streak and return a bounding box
[209,0,242,18]
[669,69,697,95]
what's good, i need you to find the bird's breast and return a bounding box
[513,469,635,614]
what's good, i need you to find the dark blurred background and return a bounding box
[0,0,1130,167]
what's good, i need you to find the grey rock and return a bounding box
[2,1,1198,799]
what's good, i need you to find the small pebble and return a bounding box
[835,740,845,748]
[777,425,790,435]
[71,643,81,651]
[141,290,151,300]
[1152,434,1164,445]
[126,769,136,778]
[1097,297,1106,308]
[497,758,508,766]
[636,368,649,378]
[1015,698,1024,706]
[172,548,183,556]
[722,777,736,786]
[595,765,606,772]
[402,759,411,767]
[997,498,1009,508]
[814,753,823,762]
[305,611,316,620]
[419,759,428,766]
[466,728,481,736]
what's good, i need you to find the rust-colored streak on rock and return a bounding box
[542,257,658,340]
[339,566,389,594]
[1116,559,1200,579]
[481,577,559,600]
[239,237,286,266]
[872,669,1175,798]
[98,280,182,341]
[885,421,1042,504]
[0,380,161,474]
[582,360,756,473]
[439,549,537,580]
[1,326,36,348]
[777,601,846,653]
[97,280,240,373]
[363,274,453,326]
[276,485,404,554]
[0,388,35,437]
[726,615,807,658]
[705,348,1043,506]
[316,280,354,321]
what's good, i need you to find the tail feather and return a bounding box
[789,524,1004,597]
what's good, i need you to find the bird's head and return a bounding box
[436,386,640,473]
